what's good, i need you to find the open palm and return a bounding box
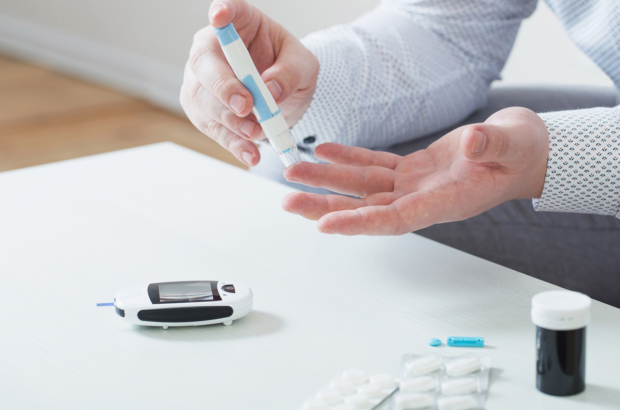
[282,107,549,235]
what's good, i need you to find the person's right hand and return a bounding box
[180,0,319,167]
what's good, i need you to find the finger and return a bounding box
[460,124,510,163]
[207,120,261,167]
[281,191,397,220]
[189,27,254,117]
[260,35,319,103]
[283,162,395,198]
[314,143,401,169]
[461,118,548,170]
[209,0,255,30]
[317,205,403,236]
[317,191,442,236]
[181,92,260,167]
[182,64,263,140]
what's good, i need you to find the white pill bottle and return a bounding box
[531,290,591,396]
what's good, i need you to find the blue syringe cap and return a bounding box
[213,23,240,47]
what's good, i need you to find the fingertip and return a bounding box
[317,212,346,235]
[209,2,234,27]
[260,40,319,102]
[461,125,485,158]
[316,218,334,234]
[282,168,295,182]
[237,142,260,167]
[228,91,255,117]
[460,127,473,155]
[248,150,261,167]
[265,79,283,102]
[313,143,328,159]
[261,57,305,102]
[283,163,305,182]
[281,192,302,214]
[281,193,294,213]
[249,122,264,140]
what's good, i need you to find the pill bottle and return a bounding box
[531,290,591,396]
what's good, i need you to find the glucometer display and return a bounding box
[160,282,214,302]
[147,281,222,304]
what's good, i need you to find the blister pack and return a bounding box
[390,353,491,410]
[298,369,399,410]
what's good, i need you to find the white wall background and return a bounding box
[0,0,613,112]
[500,2,612,87]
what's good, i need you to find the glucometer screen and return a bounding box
[148,281,222,304]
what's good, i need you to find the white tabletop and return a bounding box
[0,143,618,409]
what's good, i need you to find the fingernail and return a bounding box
[239,119,256,137]
[229,94,246,115]
[210,3,224,18]
[284,174,299,183]
[266,79,283,101]
[472,130,486,154]
[241,151,254,166]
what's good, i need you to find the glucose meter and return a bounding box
[114,280,253,329]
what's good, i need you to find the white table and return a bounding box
[0,143,618,409]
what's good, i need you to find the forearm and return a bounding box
[295,9,485,150]
[292,0,536,159]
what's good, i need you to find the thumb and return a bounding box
[260,37,319,103]
[209,0,253,29]
[460,124,513,163]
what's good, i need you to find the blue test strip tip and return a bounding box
[96,302,115,307]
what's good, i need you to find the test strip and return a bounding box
[96,302,115,307]
[447,337,484,347]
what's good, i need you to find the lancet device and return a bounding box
[214,23,301,168]
[114,280,253,329]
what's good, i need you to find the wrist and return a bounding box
[522,122,550,199]
[530,152,548,199]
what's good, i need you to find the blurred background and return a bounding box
[0,0,613,172]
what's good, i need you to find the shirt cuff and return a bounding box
[291,28,358,163]
[534,106,620,217]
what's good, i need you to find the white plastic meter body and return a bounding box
[114,280,253,329]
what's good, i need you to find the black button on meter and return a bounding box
[222,284,236,293]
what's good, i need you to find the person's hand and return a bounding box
[180,0,319,166]
[281,107,549,235]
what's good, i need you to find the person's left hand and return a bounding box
[281,107,549,235]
